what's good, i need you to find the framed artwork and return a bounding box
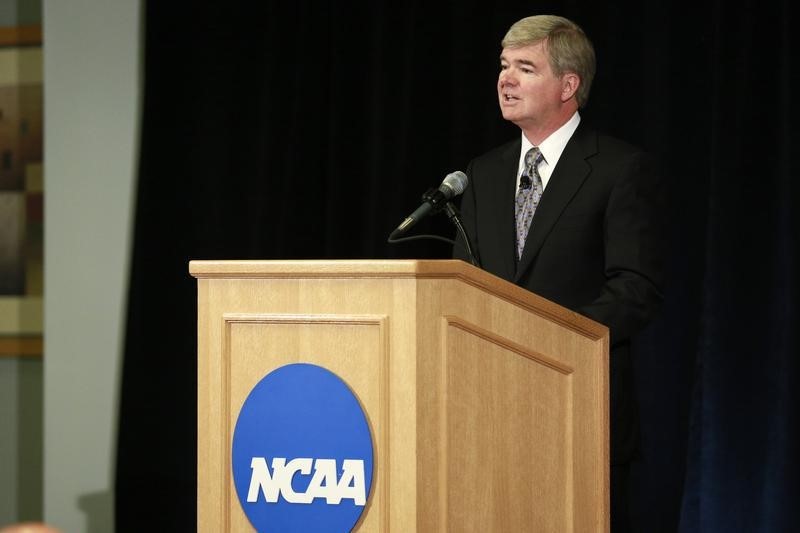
[0,23,43,357]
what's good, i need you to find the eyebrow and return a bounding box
[499,56,536,68]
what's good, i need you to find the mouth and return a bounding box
[501,93,520,103]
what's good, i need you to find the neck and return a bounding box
[519,106,577,146]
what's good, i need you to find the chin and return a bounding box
[500,110,519,123]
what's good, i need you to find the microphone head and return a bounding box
[439,171,469,198]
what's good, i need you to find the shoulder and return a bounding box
[571,121,646,160]
[473,138,520,161]
[569,123,661,184]
[596,133,647,162]
[467,138,519,175]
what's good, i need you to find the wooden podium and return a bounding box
[190,260,609,532]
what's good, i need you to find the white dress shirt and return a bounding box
[515,111,581,193]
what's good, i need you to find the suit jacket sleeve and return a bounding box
[577,149,667,345]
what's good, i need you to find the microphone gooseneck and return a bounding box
[389,171,468,239]
[387,171,480,267]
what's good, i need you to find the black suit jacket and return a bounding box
[455,121,666,463]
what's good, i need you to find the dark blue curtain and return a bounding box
[115,2,798,531]
[675,2,799,530]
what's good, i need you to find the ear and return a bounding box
[560,72,580,102]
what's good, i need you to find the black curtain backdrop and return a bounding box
[116,2,798,531]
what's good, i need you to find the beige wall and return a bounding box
[43,1,141,531]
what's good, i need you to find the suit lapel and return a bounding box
[486,140,520,281]
[514,125,598,283]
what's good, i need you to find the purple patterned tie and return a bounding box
[515,147,544,260]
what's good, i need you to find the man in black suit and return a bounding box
[454,15,666,532]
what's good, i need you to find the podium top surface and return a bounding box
[191,259,457,276]
[190,259,491,279]
[189,260,607,340]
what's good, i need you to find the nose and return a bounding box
[498,68,517,87]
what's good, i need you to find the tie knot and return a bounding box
[525,147,543,168]
[520,147,543,190]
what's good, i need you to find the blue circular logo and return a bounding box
[232,363,374,532]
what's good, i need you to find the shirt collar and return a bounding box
[521,111,581,168]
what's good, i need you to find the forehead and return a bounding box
[500,41,549,62]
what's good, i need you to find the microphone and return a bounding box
[390,171,468,238]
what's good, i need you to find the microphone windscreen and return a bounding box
[440,171,468,198]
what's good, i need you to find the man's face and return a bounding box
[497,41,568,131]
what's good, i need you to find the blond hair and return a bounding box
[502,15,596,107]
